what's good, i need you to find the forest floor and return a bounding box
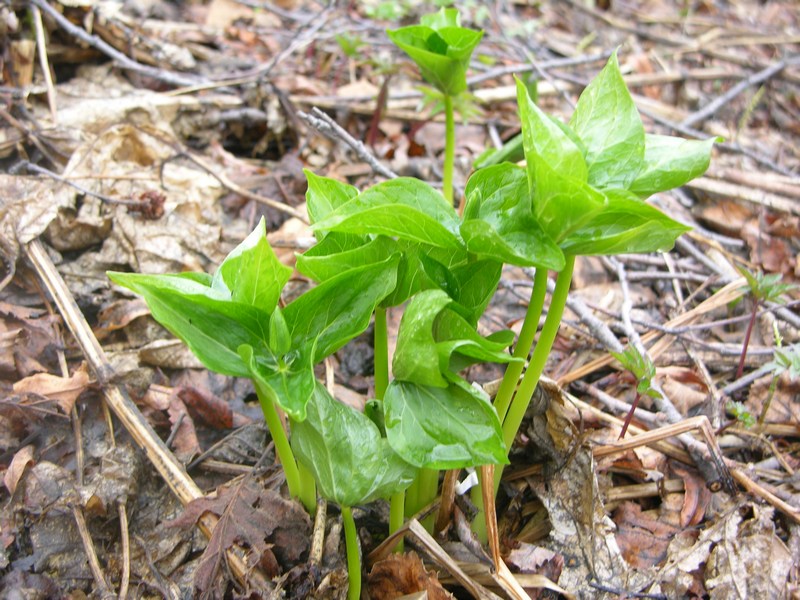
[1,0,799,598]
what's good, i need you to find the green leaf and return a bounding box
[515,78,587,182]
[569,52,645,190]
[239,343,315,421]
[392,289,516,387]
[284,255,400,362]
[214,217,291,314]
[393,289,453,387]
[461,163,564,270]
[530,159,607,243]
[292,382,417,506]
[312,178,463,249]
[269,307,291,356]
[449,259,502,326]
[558,190,690,255]
[387,8,483,96]
[629,135,718,198]
[384,379,508,469]
[296,236,400,283]
[304,169,359,227]
[108,271,269,378]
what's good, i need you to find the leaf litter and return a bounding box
[0,0,799,598]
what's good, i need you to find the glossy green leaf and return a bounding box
[530,158,607,243]
[284,255,400,362]
[383,379,508,469]
[393,290,516,388]
[569,52,645,190]
[291,382,416,506]
[515,78,587,182]
[213,217,291,314]
[449,259,502,326]
[558,190,691,255]
[629,135,718,197]
[393,290,452,387]
[433,309,517,374]
[108,271,269,378]
[239,343,315,421]
[296,236,400,283]
[387,9,483,96]
[461,163,564,270]
[312,178,463,249]
[269,307,291,356]
[304,169,359,226]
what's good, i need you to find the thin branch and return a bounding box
[299,107,398,180]
[680,54,800,128]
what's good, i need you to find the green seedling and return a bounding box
[726,400,756,429]
[610,346,661,438]
[108,34,719,592]
[388,7,483,205]
[735,267,797,380]
[759,322,800,426]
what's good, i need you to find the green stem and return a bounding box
[493,267,549,426]
[297,461,317,516]
[342,506,361,600]
[374,307,389,400]
[417,468,439,532]
[389,492,405,552]
[405,474,420,517]
[496,255,575,494]
[470,469,488,543]
[443,93,455,207]
[254,381,305,508]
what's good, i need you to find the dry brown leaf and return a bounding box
[3,444,35,495]
[367,552,454,600]
[613,501,680,569]
[168,480,311,595]
[178,386,233,430]
[12,363,91,414]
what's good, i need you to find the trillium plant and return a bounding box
[109,9,717,598]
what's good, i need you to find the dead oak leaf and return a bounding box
[367,552,454,600]
[167,479,310,595]
[613,501,680,569]
[12,364,91,414]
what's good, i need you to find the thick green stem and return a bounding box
[443,94,455,207]
[501,255,575,450]
[389,492,405,552]
[493,267,549,426]
[342,506,361,600]
[254,381,306,508]
[374,307,389,400]
[417,468,439,532]
[297,461,317,516]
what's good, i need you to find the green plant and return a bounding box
[759,322,800,425]
[108,42,718,596]
[726,400,756,428]
[388,7,483,206]
[735,267,797,380]
[610,346,660,438]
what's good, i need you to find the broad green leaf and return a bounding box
[393,289,516,388]
[303,169,358,226]
[108,271,269,378]
[214,217,291,313]
[559,191,691,255]
[629,135,718,197]
[569,52,645,190]
[296,236,400,283]
[461,163,564,270]
[312,178,463,249]
[433,310,517,374]
[269,307,291,356]
[531,158,607,242]
[384,379,508,469]
[393,290,453,387]
[292,382,416,506]
[450,259,502,325]
[387,9,483,96]
[239,343,315,421]
[515,78,587,182]
[284,255,399,362]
